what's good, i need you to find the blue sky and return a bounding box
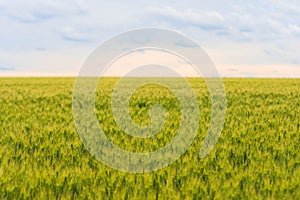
[0,0,300,77]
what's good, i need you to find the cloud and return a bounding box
[147,6,225,30]
[174,41,198,48]
[216,31,230,36]
[61,27,90,43]
[264,49,280,57]
[62,36,90,43]
[0,0,86,23]
[239,27,253,33]
[0,66,15,71]
[267,0,300,15]
[289,24,300,34]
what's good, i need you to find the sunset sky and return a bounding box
[0,0,300,77]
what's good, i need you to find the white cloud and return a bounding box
[0,0,86,22]
[289,24,300,34]
[147,6,225,30]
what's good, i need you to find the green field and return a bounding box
[0,78,299,199]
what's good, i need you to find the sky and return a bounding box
[0,0,300,77]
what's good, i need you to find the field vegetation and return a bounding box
[0,78,299,199]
